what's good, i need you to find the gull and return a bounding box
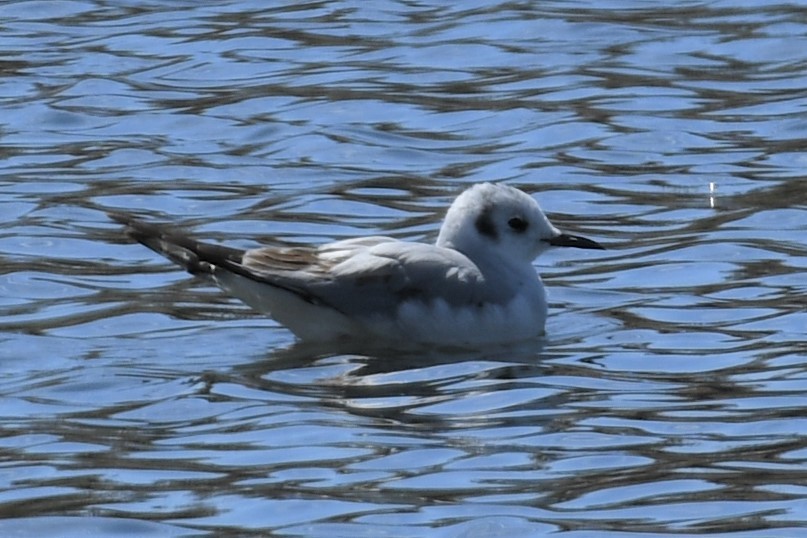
[113,183,603,346]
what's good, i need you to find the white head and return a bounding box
[436,183,603,265]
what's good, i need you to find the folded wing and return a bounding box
[115,214,505,320]
[241,239,490,317]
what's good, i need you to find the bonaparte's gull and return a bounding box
[114,183,603,345]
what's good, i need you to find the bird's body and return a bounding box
[115,183,603,346]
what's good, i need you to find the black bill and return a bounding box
[546,233,604,250]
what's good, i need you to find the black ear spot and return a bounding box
[508,217,528,233]
[475,207,498,240]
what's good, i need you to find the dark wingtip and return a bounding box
[110,212,246,276]
[109,212,209,274]
[107,211,132,226]
[109,211,162,242]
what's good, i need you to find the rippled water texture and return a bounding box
[2,1,806,536]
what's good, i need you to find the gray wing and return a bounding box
[241,240,503,317]
[114,213,511,317]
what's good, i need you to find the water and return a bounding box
[1,1,806,536]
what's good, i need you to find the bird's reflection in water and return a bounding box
[218,336,586,432]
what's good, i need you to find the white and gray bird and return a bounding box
[114,183,603,346]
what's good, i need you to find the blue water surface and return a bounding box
[1,1,805,536]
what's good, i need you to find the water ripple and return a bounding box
[1,0,805,536]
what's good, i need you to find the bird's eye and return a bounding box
[508,217,528,232]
